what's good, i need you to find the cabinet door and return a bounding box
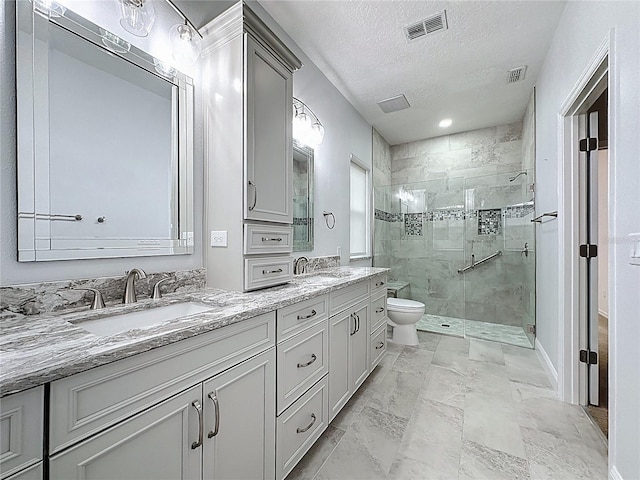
[245,34,293,224]
[350,301,370,392]
[328,310,353,422]
[49,385,202,480]
[202,348,275,480]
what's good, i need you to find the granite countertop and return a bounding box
[0,267,388,397]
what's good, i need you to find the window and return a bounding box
[350,156,370,258]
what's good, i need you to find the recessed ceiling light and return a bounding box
[439,118,453,128]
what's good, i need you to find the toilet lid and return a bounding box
[387,297,425,312]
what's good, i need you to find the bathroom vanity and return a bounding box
[0,268,387,480]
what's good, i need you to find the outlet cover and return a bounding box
[210,231,227,247]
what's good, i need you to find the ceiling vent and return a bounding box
[507,66,527,84]
[405,10,448,41]
[377,94,410,113]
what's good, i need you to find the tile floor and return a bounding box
[286,332,608,480]
[416,314,533,349]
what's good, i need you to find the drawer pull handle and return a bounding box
[375,341,384,350]
[262,268,283,274]
[297,354,317,368]
[296,413,317,433]
[375,307,385,313]
[376,281,386,287]
[207,392,220,438]
[261,237,283,242]
[191,400,203,449]
[297,309,317,320]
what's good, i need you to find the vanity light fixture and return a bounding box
[439,118,453,128]
[117,0,203,65]
[32,0,66,17]
[293,97,325,147]
[118,0,156,37]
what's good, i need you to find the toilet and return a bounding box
[386,298,425,346]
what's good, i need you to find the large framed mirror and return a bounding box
[16,1,194,261]
[293,141,314,252]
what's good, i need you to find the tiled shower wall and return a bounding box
[373,128,393,269]
[374,119,536,332]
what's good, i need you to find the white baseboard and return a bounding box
[535,338,558,391]
[609,466,623,480]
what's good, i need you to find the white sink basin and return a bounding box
[74,302,214,336]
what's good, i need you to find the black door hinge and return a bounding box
[579,244,598,258]
[579,137,598,152]
[579,349,598,364]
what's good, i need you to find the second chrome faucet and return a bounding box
[123,268,147,304]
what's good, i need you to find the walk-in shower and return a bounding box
[374,170,536,348]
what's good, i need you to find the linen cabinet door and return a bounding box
[202,348,276,480]
[49,385,202,480]
[244,35,293,224]
[328,310,352,422]
[350,300,370,392]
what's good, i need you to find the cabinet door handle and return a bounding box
[248,181,258,211]
[375,341,384,350]
[375,307,385,314]
[191,400,203,449]
[355,313,360,333]
[296,309,317,320]
[261,237,282,242]
[262,268,283,274]
[349,314,356,336]
[296,413,317,433]
[207,392,220,438]
[297,353,317,368]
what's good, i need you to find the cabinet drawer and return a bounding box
[329,281,369,316]
[371,274,388,295]
[276,376,328,480]
[3,462,42,480]
[276,321,328,415]
[370,324,387,370]
[276,294,328,342]
[244,256,293,291]
[244,224,293,255]
[50,312,275,454]
[0,387,43,480]
[370,291,388,333]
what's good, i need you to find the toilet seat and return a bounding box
[387,298,425,312]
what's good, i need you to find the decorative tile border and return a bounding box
[503,203,535,219]
[293,217,310,226]
[478,209,503,235]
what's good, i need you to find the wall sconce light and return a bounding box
[117,0,203,65]
[293,97,325,147]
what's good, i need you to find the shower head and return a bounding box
[509,172,528,182]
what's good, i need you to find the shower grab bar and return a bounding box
[531,211,558,223]
[457,250,502,274]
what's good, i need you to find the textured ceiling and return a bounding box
[259,0,567,145]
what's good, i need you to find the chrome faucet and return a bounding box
[123,268,147,304]
[294,256,309,275]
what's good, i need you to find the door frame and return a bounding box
[556,29,614,438]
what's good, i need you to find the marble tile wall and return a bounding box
[374,120,536,329]
[373,129,394,269]
[0,268,206,319]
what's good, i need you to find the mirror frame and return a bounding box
[292,140,314,252]
[16,1,194,261]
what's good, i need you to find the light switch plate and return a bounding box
[210,231,227,247]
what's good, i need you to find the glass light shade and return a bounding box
[293,111,311,143]
[33,0,66,17]
[170,23,202,66]
[309,122,325,146]
[119,0,155,38]
[100,28,131,54]
[153,58,176,78]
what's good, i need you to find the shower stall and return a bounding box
[374,169,536,348]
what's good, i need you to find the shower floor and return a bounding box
[416,313,533,348]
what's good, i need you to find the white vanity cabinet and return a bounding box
[201,2,302,292]
[328,283,371,422]
[0,387,43,480]
[49,313,276,480]
[369,275,388,370]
